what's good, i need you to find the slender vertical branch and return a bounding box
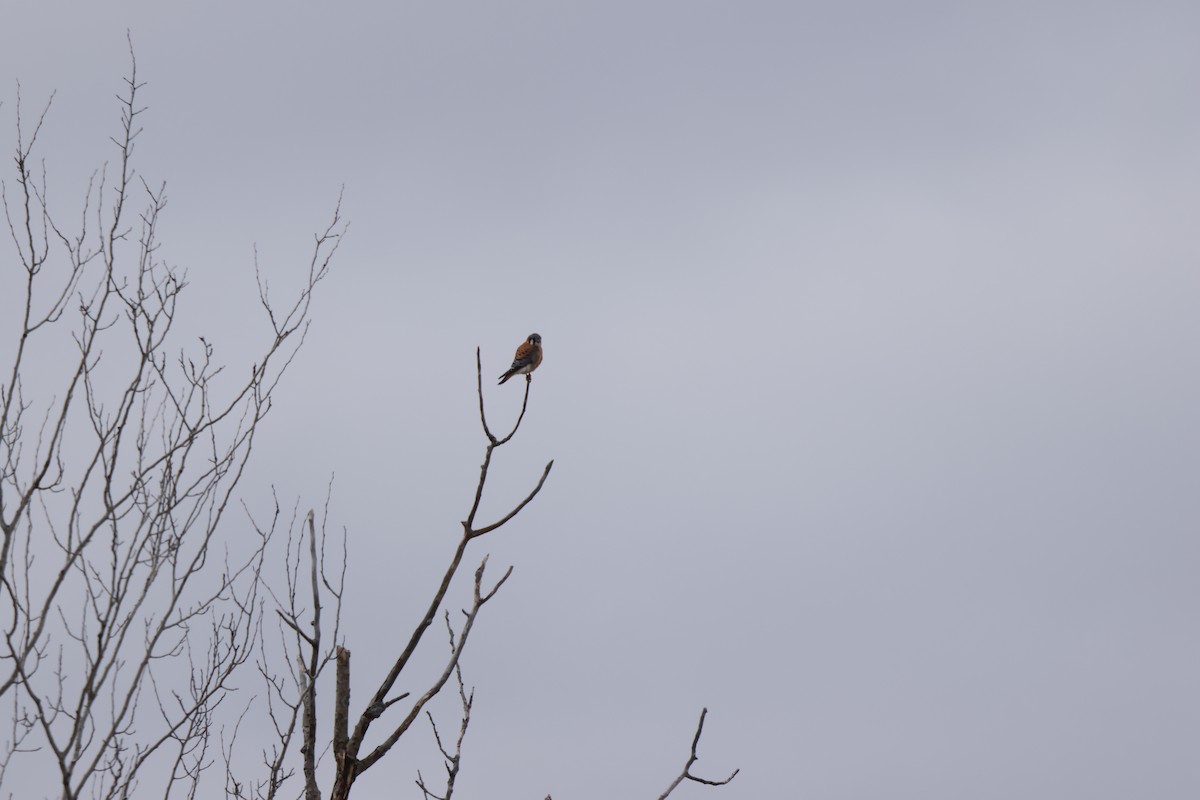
[299,654,320,800]
[333,646,350,770]
[301,511,322,800]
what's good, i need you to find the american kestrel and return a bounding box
[498,333,543,385]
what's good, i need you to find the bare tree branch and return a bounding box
[327,349,551,800]
[657,709,739,800]
[300,512,323,800]
[333,646,349,773]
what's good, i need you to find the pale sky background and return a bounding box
[2,2,1199,798]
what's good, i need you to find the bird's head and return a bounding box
[528,333,542,345]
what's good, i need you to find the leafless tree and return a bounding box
[241,359,737,800]
[2,48,737,800]
[233,359,553,800]
[0,45,342,799]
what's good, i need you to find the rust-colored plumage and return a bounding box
[498,333,543,384]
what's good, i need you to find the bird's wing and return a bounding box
[509,340,538,369]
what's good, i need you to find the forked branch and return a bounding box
[657,709,739,800]
[475,347,529,445]
[328,348,552,800]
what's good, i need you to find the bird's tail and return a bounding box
[497,370,514,385]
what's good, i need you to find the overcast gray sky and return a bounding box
[3,1,1199,798]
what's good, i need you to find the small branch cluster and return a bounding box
[414,612,476,800]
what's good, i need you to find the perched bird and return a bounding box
[498,333,543,385]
